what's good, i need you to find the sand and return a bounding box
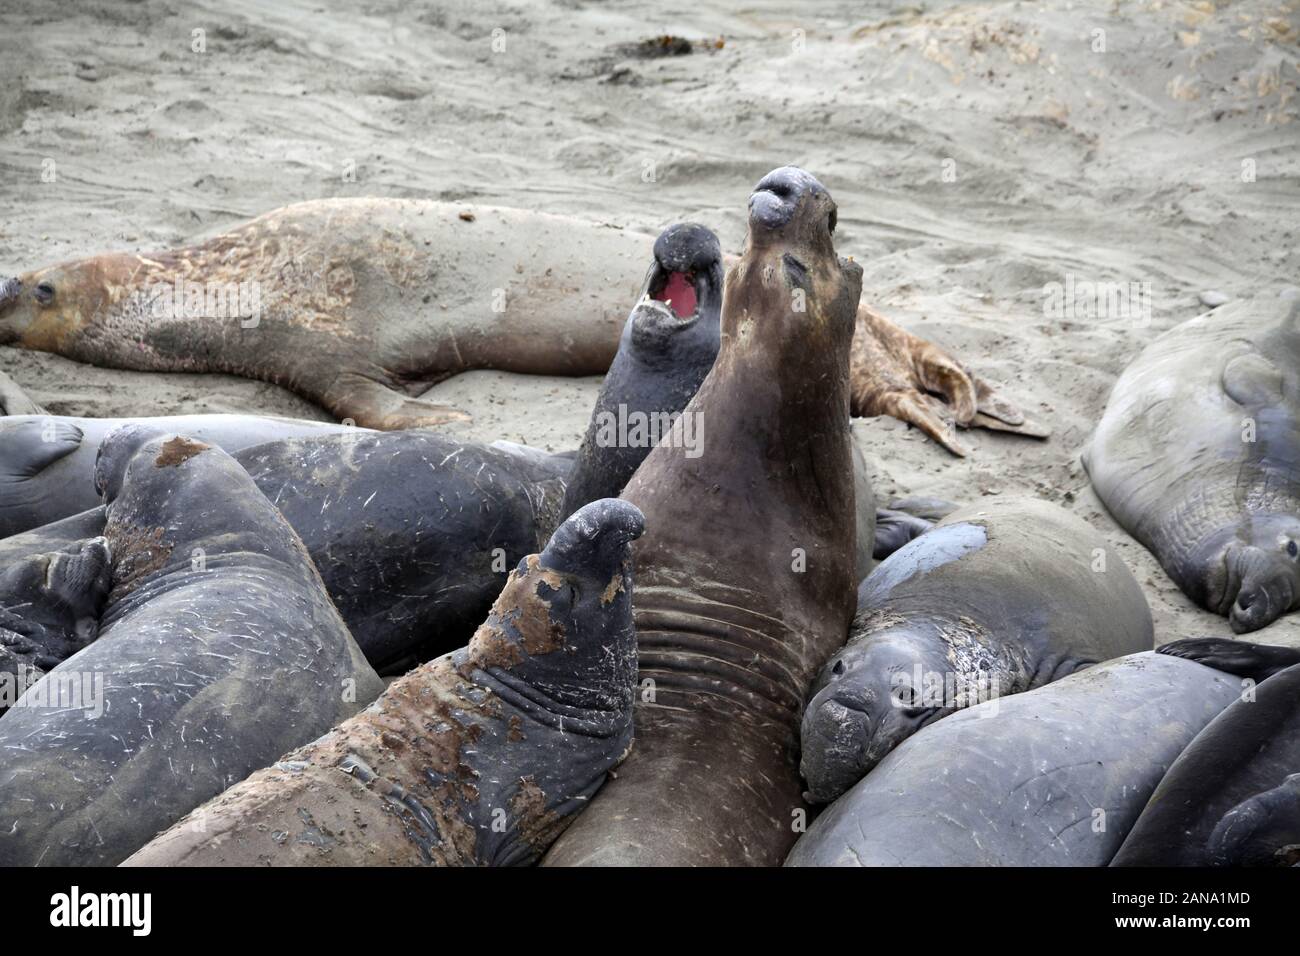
[1,0,1298,649]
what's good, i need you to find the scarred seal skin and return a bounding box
[1112,638,1300,867]
[1084,297,1300,634]
[786,652,1241,867]
[122,497,644,867]
[800,497,1154,804]
[0,413,364,539]
[0,426,572,676]
[542,167,864,867]
[0,199,645,430]
[0,427,383,867]
[0,536,110,713]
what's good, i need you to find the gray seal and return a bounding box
[1085,297,1300,633]
[0,427,383,866]
[801,497,1154,803]
[1112,637,1300,866]
[786,652,1241,867]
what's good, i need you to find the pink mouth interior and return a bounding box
[654,271,697,319]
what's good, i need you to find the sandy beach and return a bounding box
[2,0,1298,650]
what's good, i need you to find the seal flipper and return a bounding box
[1158,637,1300,682]
[0,371,45,416]
[1221,351,1284,407]
[0,419,82,477]
[873,508,933,560]
[320,372,470,430]
[1208,774,1300,867]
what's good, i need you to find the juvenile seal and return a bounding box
[0,537,110,714]
[559,222,724,518]
[0,413,364,538]
[1085,297,1300,633]
[0,427,383,866]
[543,166,864,867]
[800,497,1154,803]
[123,498,645,867]
[786,652,1241,867]
[1112,638,1300,866]
[0,199,645,429]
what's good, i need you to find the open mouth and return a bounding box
[645,265,699,323]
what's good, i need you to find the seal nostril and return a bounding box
[832,660,845,676]
[1238,590,1255,610]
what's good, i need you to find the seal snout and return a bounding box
[0,277,20,310]
[749,166,833,232]
[1224,543,1299,633]
[800,688,874,804]
[541,498,646,575]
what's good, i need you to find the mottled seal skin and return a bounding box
[1085,298,1300,633]
[0,430,571,676]
[0,536,110,713]
[0,413,364,539]
[232,430,572,674]
[560,223,724,519]
[800,497,1154,804]
[786,652,1241,867]
[0,199,644,430]
[1112,639,1300,867]
[543,167,864,867]
[123,498,645,867]
[0,428,383,867]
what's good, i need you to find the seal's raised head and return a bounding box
[729,166,861,350]
[628,223,723,355]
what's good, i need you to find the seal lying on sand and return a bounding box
[543,166,863,867]
[0,427,383,866]
[1112,638,1300,867]
[0,537,110,714]
[1,200,1044,453]
[0,413,363,538]
[1085,297,1300,633]
[786,652,1240,867]
[123,498,645,867]
[800,497,1154,804]
[0,199,645,430]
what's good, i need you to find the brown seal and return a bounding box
[0,199,645,430]
[542,166,863,867]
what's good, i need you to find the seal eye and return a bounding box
[34,281,55,305]
[1288,540,1298,559]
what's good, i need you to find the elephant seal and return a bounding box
[2,199,1041,452]
[800,497,1154,803]
[0,199,645,429]
[1085,297,1300,633]
[0,427,383,866]
[123,498,645,867]
[0,428,572,675]
[543,166,864,867]
[0,413,363,538]
[0,536,111,715]
[231,430,571,674]
[559,222,724,518]
[1112,638,1300,867]
[786,652,1241,867]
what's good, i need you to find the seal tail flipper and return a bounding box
[0,371,45,416]
[321,373,470,431]
[0,419,82,477]
[872,507,933,560]
[1208,775,1300,867]
[1158,637,1300,683]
